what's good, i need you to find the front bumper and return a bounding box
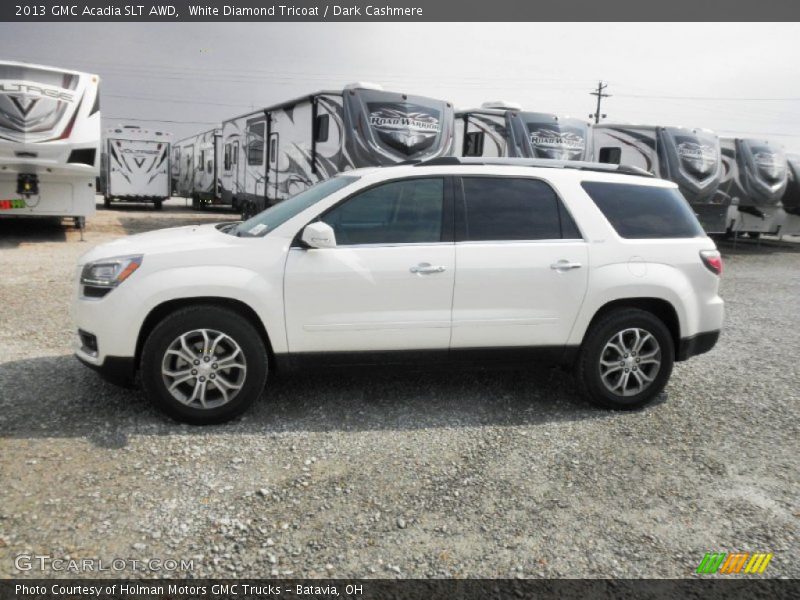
[75,353,136,387]
[676,329,721,361]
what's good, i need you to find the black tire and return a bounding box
[191,195,200,210]
[576,308,674,410]
[140,305,268,424]
[153,199,163,211]
[104,196,111,209]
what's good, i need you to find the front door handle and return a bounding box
[410,262,447,274]
[550,260,582,272]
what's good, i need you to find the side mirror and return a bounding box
[301,221,337,249]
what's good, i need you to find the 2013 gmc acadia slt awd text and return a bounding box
[73,158,724,424]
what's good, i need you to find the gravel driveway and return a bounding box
[0,201,798,579]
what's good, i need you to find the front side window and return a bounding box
[581,181,705,239]
[235,176,359,237]
[459,177,575,241]
[322,178,444,245]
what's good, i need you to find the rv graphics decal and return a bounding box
[527,125,586,161]
[675,139,718,177]
[752,149,785,182]
[367,102,441,154]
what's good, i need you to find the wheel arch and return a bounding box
[134,297,275,372]
[582,297,681,358]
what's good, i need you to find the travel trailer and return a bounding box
[0,60,100,229]
[776,154,800,236]
[103,125,171,209]
[454,102,591,161]
[592,124,727,233]
[718,137,787,236]
[173,128,221,209]
[218,82,455,217]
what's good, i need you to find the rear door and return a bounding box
[451,176,589,349]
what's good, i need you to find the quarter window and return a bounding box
[322,178,444,245]
[464,131,484,157]
[459,177,576,241]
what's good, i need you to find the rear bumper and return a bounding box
[75,353,136,387]
[676,330,720,361]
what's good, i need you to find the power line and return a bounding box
[104,116,218,125]
[105,93,252,108]
[616,93,800,102]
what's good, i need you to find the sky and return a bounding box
[1,22,799,152]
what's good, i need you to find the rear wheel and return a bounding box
[154,199,163,211]
[577,308,674,410]
[104,196,111,209]
[140,305,268,424]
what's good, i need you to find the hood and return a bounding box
[78,223,236,265]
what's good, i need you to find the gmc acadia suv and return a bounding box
[73,158,724,424]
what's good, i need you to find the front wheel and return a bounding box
[576,308,674,410]
[140,305,268,424]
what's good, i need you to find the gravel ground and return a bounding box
[0,200,798,579]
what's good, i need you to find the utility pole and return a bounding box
[589,80,610,124]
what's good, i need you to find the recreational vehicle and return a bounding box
[454,102,591,161]
[592,124,727,233]
[103,125,171,209]
[173,128,221,209]
[718,137,787,236]
[0,60,100,229]
[218,83,455,218]
[776,154,800,236]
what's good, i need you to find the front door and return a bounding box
[451,176,589,349]
[284,177,454,354]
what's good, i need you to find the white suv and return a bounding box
[73,158,724,424]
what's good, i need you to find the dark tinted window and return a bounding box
[323,178,444,245]
[464,131,484,157]
[315,114,330,143]
[247,122,265,166]
[581,181,704,239]
[460,177,567,241]
[599,147,621,164]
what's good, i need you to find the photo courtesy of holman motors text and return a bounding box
[0,1,798,597]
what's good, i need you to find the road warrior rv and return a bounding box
[776,154,800,236]
[592,124,727,233]
[103,125,171,209]
[218,82,455,218]
[173,128,221,209]
[454,102,591,161]
[0,60,100,229]
[718,137,787,236]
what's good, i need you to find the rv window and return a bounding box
[248,122,266,166]
[198,150,205,171]
[270,137,277,164]
[459,177,568,241]
[581,181,704,239]
[207,160,213,174]
[322,178,444,245]
[598,147,622,165]
[224,144,231,171]
[464,132,485,157]
[233,144,238,165]
[315,114,330,143]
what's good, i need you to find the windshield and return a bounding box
[234,176,360,237]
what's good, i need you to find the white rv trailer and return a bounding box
[218,83,455,217]
[103,125,171,209]
[592,124,727,233]
[775,154,800,236]
[718,137,787,236]
[0,60,100,228]
[454,102,591,161]
[173,128,221,209]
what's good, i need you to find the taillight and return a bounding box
[700,249,723,275]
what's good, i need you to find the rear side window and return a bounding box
[459,177,580,241]
[581,181,704,239]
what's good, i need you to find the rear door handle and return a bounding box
[410,262,447,274]
[550,260,582,272]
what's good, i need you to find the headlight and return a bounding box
[80,255,143,288]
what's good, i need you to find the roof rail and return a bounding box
[410,156,654,177]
